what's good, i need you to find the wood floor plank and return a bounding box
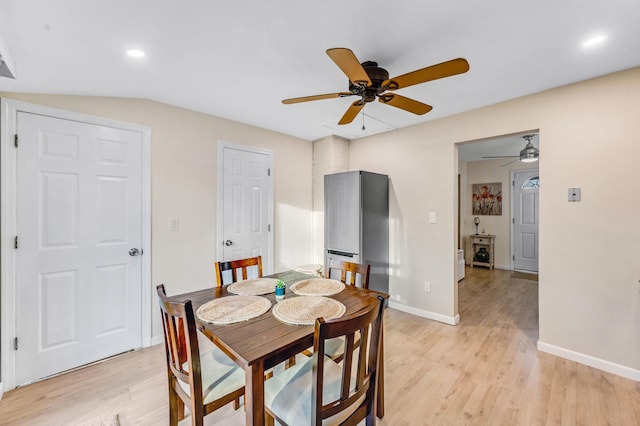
[0,267,638,425]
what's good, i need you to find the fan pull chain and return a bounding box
[361,104,366,131]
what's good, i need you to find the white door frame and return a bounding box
[216,140,274,274]
[0,99,152,393]
[510,168,539,271]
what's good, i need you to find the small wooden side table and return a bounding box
[470,234,495,269]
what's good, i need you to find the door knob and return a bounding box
[129,248,141,256]
[224,240,233,246]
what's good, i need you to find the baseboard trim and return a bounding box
[388,301,460,325]
[151,335,164,347]
[537,341,640,382]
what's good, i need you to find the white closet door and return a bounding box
[15,111,143,385]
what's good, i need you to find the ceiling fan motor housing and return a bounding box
[349,61,389,102]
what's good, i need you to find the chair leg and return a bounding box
[191,400,204,426]
[234,397,240,410]
[377,325,385,418]
[168,387,182,426]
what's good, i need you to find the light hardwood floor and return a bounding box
[1,267,639,425]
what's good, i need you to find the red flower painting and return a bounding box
[472,183,502,215]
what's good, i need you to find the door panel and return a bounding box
[41,172,78,247]
[41,270,77,348]
[16,112,143,385]
[96,264,127,334]
[221,146,271,270]
[513,170,539,272]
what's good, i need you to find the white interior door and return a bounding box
[513,170,539,272]
[15,111,143,385]
[220,144,272,273]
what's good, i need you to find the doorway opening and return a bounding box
[455,130,540,320]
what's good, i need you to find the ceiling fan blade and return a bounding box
[326,48,372,86]
[282,92,353,104]
[383,58,470,91]
[338,100,365,125]
[482,155,519,158]
[501,159,520,167]
[378,93,432,115]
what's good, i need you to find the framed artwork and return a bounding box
[472,182,502,215]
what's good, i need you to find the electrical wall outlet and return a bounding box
[424,281,431,292]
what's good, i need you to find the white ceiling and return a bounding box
[0,1,639,143]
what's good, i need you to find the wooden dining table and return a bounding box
[168,270,388,426]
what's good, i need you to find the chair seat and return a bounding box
[178,345,245,406]
[264,355,365,426]
[323,336,345,358]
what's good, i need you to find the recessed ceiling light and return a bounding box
[126,49,146,58]
[582,35,606,48]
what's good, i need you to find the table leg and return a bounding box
[245,361,266,426]
[377,321,385,418]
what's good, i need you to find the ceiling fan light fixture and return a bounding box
[519,134,539,162]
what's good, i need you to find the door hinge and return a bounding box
[14,235,18,249]
[512,217,515,224]
[268,224,271,232]
[513,254,515,261]
[267,168,271,177]
[14,134,18,147]
[14,337,18,350]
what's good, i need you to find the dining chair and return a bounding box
[264,295,385,426]
[325,259,371,289]
[318,259,372,363]
[156,285,245,426]
[214,255,263,286]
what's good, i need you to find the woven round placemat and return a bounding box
[227,277,279,296]
[196,295,272,324]
[272,296,346,325]
[290,278,345,296]
[295,264,324,277]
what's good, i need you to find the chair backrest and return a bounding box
[312,295,385,425]
[214,255,263,286]
[156,285,205,420]
[325,259,371,289]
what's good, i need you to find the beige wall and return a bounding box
[311,136,350,265]
[461,158,538,268]
[0,93,314,340]
[4,65,640,375]
[350,67,640,372]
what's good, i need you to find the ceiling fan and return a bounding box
[282,48,470,125]
[482,134,539,164]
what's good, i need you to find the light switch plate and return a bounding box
[169,217,179,231]
[429,211,437,223]
[568,188,581,202]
